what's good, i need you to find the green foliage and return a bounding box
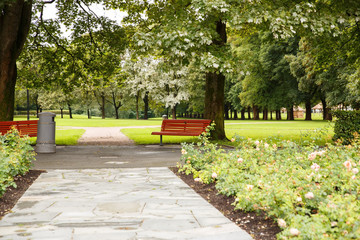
[0,128,36,198]
[332,110,360,145]
[179,137,360,239]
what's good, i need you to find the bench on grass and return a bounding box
[151,119,212,145]
[0,120,38,137]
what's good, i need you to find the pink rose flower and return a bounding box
[277,219,287,228]
[231,138,235,142]
[212,172,217,178]
[181,149,187,155]
[237,158,243,163]
[246,185,254,191]
[194,178,202,182]
[343,160,352,171]
[352,168,359,174]
[305,192,314,199]
[254,140,260,146]
[264,143,269,148]
[290,228,300,236]
[311,163,320,172]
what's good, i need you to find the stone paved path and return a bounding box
[0,168,252,240]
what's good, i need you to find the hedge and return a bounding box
[332,110,360,145]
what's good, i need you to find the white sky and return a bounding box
[43,3,127,37]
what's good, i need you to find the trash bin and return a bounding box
[36,112,56,153]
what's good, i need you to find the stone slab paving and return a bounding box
[0,168,252,240]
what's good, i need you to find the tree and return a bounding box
[0,0,32,121]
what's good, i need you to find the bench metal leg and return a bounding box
[160,135,163,146]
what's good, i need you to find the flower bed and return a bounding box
[178,135,360,239]
[0,128,36,198]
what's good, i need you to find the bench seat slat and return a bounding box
[152,119,212,145]
[0,120,38,137]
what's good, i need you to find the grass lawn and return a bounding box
[29,129,86,146]
[16,115,334,146]
[15,115,162,127]
[123,120,334,146]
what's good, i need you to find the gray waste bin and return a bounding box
[36,112,56,153]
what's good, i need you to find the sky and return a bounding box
[43,2,127,37]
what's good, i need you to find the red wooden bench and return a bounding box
[0,120,38,137]
[151,119,212,145]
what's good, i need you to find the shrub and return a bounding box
[178,136,360,239]
[0,128,36,197]
[332,110,360,145]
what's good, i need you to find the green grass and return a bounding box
[15,115,162,127]
[121,127,201,145]
[123,120,334,146]
[16,115,334,146]
[29,129,85,146]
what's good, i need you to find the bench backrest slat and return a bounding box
[161,119,211,133]
[0,120,38,137]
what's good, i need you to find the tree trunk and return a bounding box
[305,100,312,121]
[60,108,64,118]
[233,109,238,120]
[26,89,30,120]
[135,92,139,120]
[87,109,91,119]
[224,103,229,120]
[172,104,177,119]
[321,98,332,121]
[276,110,281,120]
[253,105,259,120]
[263,108,268,120]
[143,91,149,120]
[0,0,32,121]
[247,107,251,119]
[112,92,121,119]
[101,94,105,119]
[204,20,226,140]
[287,107,294,120]
[270,111,273,120]
[241,109,245,120]
[68,104,73,119]
[204,71,226,139]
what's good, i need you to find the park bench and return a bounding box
[151,119,212,145]
[0,120,38,137]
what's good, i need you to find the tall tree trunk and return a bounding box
[204,20,226,140]
[60,108,64,119]
[287,107,294,120]
[101,94,105,119]
[135,92,139,120]
[68,104,73,119]
[0,0,32,121]
[26,89,30,120]
[205,72,226,139]
[253,105,259,120]
[143,91,149,120]
[321,98,332,121]
[276,110,281,120]
[247,107,251,119]
[224,103,229,120]
[263,108,268,120]
[172,104,177,119]
[241,109,245,120]
[270,111,273,120]
[305,100,312,121]
[87,109,91,119]
[233,109,238,120]
[112,92,121,119]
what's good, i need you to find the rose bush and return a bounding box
[0,128,36,198]
[179,134,360,239]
